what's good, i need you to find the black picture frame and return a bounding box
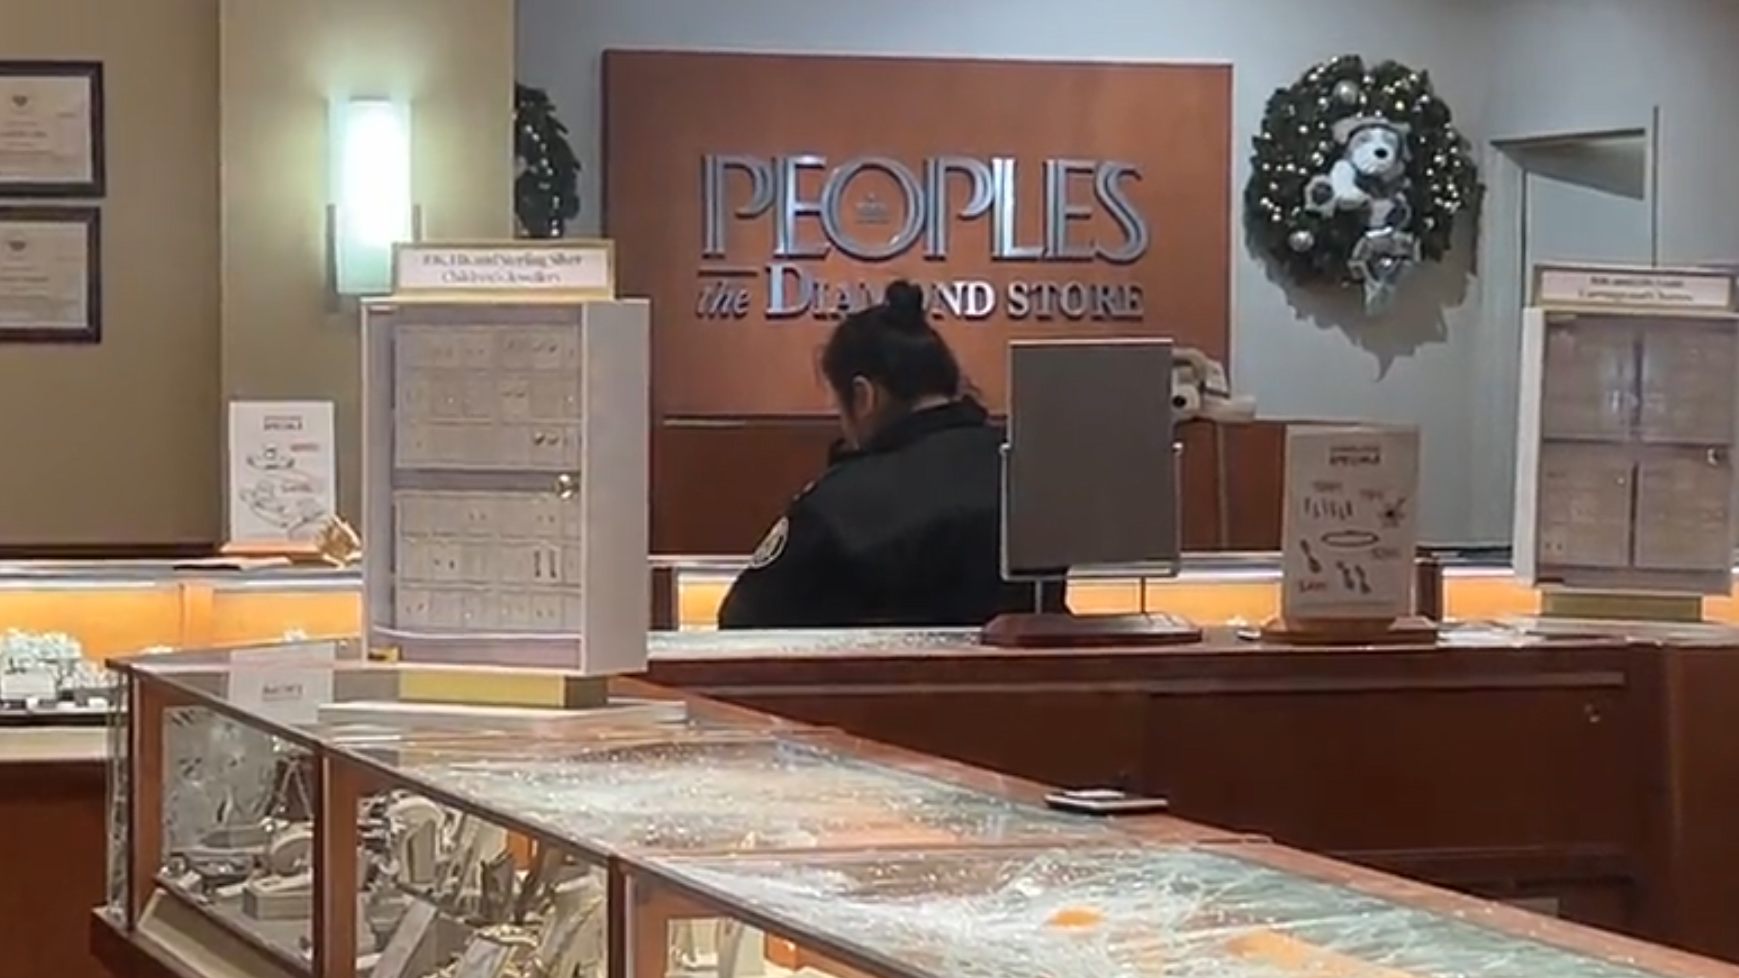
[0,60,105,198]
[0,205,102,344]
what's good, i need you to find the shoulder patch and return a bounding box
[748,517,789,569]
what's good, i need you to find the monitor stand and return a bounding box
[981,612,1203,649]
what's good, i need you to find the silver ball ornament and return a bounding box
[1288,229,1316,253]
[1333,80,1362,105]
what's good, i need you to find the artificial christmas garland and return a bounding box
[515,83,581,238]
[1245,55,1481,309]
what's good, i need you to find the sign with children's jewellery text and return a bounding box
[1281,425,1420,622]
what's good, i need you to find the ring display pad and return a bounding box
[1514,263,1739,619]
[1263,424,1434,645]
[362,241,649,675]
[986,338,1198,648]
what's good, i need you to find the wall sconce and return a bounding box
[327,97,416,298]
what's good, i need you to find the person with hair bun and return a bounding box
[718,280,1066,628]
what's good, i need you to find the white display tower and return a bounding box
[1514,263,1739,603]
[361,240,650,673]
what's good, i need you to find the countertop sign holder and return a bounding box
[982,338,1202,648]
[1514,263,1739,626]
[1260,423,1435,645]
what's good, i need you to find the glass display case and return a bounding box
[102,640,1170,978]
[99,640,1739,978]
[0,552,1578,691]
[627,843,1718,978]
[28,546,1739,677]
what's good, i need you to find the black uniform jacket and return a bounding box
[717,400,1067,629]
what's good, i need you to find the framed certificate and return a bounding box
[0,61,104,197]
[0,206,101,343]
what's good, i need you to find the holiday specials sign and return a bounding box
[603,51,1231,416]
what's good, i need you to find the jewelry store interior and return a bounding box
[8,1,1739,978]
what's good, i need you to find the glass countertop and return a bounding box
[386,737,1112,854]
[645,845,1672,978]
[648,628,982,658]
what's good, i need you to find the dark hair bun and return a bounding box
[882,280,927,330]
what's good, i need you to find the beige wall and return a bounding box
[0,0,221,545]
[220,0,516,526]
[0,0,513,547]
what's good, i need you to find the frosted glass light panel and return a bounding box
[362,299,651,673]
[1514,308,1739,594]
[329,99,412,296]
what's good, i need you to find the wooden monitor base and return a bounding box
[981,612,1203,649]
[1257,616,1438,646]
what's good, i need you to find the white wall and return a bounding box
[1484,0,1739,263]
[516,0,1497,539]
[1450,0,1739,541]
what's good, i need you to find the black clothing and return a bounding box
[718,401,1067,629]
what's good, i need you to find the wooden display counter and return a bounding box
[643,627,1739,963]
[4,594,1739,969]
[83,663,1739,978]
[0,726,110,978]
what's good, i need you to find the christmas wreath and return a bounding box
[515,83,581,238]
[1245,55,1481,309]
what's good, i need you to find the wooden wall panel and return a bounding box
[602,50,1231,417]
[604,50,1238,557]
[653,418,1286,555]
[0,758,108,978]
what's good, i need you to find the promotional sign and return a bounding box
[228,641,339,726]
[603,51,1231,416]
[226,400,337,547]
[1280,425,1420,622]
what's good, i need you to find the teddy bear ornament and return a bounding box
[1303,115,1421,311]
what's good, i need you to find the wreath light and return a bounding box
[1245,55,1482,310]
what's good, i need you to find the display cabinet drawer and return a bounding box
[1141,682,1639,853]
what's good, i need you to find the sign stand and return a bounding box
[1261,424,1434,645]
[1514,263,1739,626]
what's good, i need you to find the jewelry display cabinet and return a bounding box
[98,640,1201,978]
[1515,268,1739,596]
[361,297,651,672]
[110,655,324,968]
[98,638,1739,978]
[102,639,708,978]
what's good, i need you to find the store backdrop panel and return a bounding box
[603,51,1232,417]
